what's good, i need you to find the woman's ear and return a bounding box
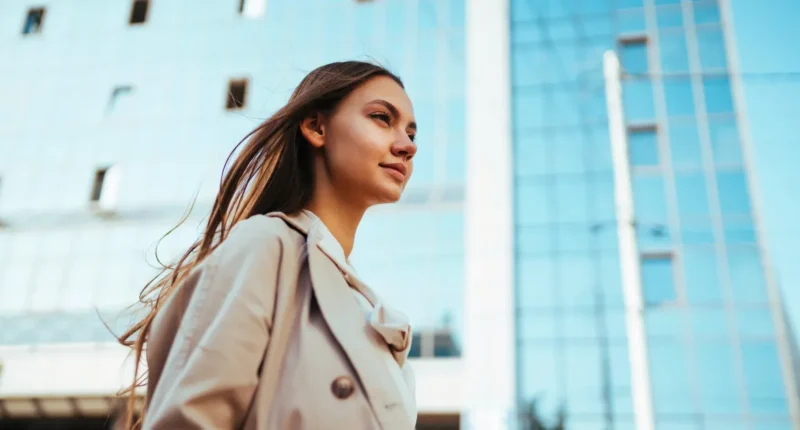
[300,113,326,148]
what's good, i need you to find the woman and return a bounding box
[118,61,418,429]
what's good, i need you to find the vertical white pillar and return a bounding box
[463,0,516,428]
[603,50,656,430]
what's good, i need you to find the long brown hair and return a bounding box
[117,61,403,429]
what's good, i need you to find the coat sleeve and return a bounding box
[143,217,285,429]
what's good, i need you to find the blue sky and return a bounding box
[729,0,800,330]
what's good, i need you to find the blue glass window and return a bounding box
[723,217,757,244]
[515,179,552,224]
[514,133,550,177]
[554,178,590,223]
[554,223,594,253]
[513,90,547,130]
[697,27,728,70]
[695,342,744,414]
[550,131,586,174]
[517,343,564,421]
[518,310,557,340]
[693,2,721,25]
[716,170,751,214]
[659,31,690,73]
[691,308,729,338]
[683,247,723,303]
[517,225,553,254]
[618,0,645,9]
[737,308,775,338]
[22,8,45,35]
[633,174,668,222]
[709,118,742,165]
[703,77,734,114]
[641,255,676,305]
[664,78,695,117]
[669,121,702,168]
[656,6,684,28]
[648,339,694,414]
[620,41,648,75]
[559,254,596,308]
[517,257,557,308]
[645,308,685,337]
[741,341,789,414]
[727,246,769,303]
[623,80,655,123]
[655,0,681,5]
[618,9,646,34]
[564,343,604,414]
[512,23,542,45]
[675,172,710,221]
[629,128,659,166]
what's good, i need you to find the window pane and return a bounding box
[741,341,789,414]
[683,247,724,303]
[550,131,586,174]
[656,6,683,28]
[621,42,648,74]
[697,27,728,71]
[716,170,751,214]
[629,129,659,166]
[737,308,775,338]
[675,172,710,221]
[659,31,690,73]
[703,77,734,114]
[518,311,557,340]
[559,254,595,308]
[518,343,564,419]
[695,342,744,414]
[693,2,721,24]
[515,179,552,224]
[648,339,694,414]
[669,121,702,168]
[554,177,590,223]
[623,80,655,123]
[514,133,550,177]
[664,78,695,117]
[618,8,646,34]
[723,217,757,244]
[564,343,604,414]
[517,226,553,254]
[513,90,547,129]
[646,308,686,337]
[633,174,668,222]
[641,256,676,305]
[727,247,768,303]
[709,118,742,165]
[517,257,557,308]
[691,308,729,339]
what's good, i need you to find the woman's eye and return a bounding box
[370,112,391,125]
[408,134,416,142]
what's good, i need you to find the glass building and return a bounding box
[0,0,465,427]
[504,0,800,429]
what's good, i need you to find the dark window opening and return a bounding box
[226,79,248,110]
[91,168,108,202]
[641,252,677,306]
[129,0,149,25]
[22,7,45,35]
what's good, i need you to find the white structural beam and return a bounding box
[464,0,516,428]
[603,50,656,430]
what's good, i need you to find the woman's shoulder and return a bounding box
[213,214,306,262]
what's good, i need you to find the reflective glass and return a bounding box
[623,80,655,123]
[554,177,590,223]
[518,311,557,340]
[629,129,659,166]
[512,22,542,45]
[550,131,586,174]
[741,341,789,414]
[645,308,686,338]
[695,342,744,414]
[515,179,552,224]
[656,6,684,28]
[641,256,676,305]
[517,225,554,254]
[693,2,721,24]
[562,310,598,340]
[680,220,716,244]
[550,88,582,127]
[618,0,645,8]
[618,9,646,34]
[722,217,757,244]
[648,339,694,414]
[517,257,558,308]
[736,308,775,338]
[683,246,724,303]
[703,77,734,114]
[518,343,564,419]
[655,0,681,4]
[564,343,605,414]
[697,27,728,70]
[675,172,710,221]
[708,118,742,165]
[554,223,594,253]
[716,169,751,214]
[664,78,696,117]
[669,121,702,168]
[600,253,625,308]
[559,254,596,308]
[514,133,550,177]
[632,174,668,222]
[727,246,769,303]
[620,42,648,75]
[659,31,690,73]
[691,308,729,339]
[513,90,547,129]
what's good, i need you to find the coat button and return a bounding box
[331,376,355,399]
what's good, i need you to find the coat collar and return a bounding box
[266,211,415,428]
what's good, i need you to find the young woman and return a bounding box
[119,61,418,429]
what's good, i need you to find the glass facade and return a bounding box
[0,0,466,357]
[510,0,795,429]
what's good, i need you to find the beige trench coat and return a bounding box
[142,211,417,429]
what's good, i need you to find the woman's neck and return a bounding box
[305,193,364,257]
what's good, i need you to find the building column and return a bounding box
[463,0,516,429]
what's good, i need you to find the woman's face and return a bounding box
[305,75,417,207]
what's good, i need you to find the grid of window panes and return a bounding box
[0,0,466,357]
[511,0,792,428]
